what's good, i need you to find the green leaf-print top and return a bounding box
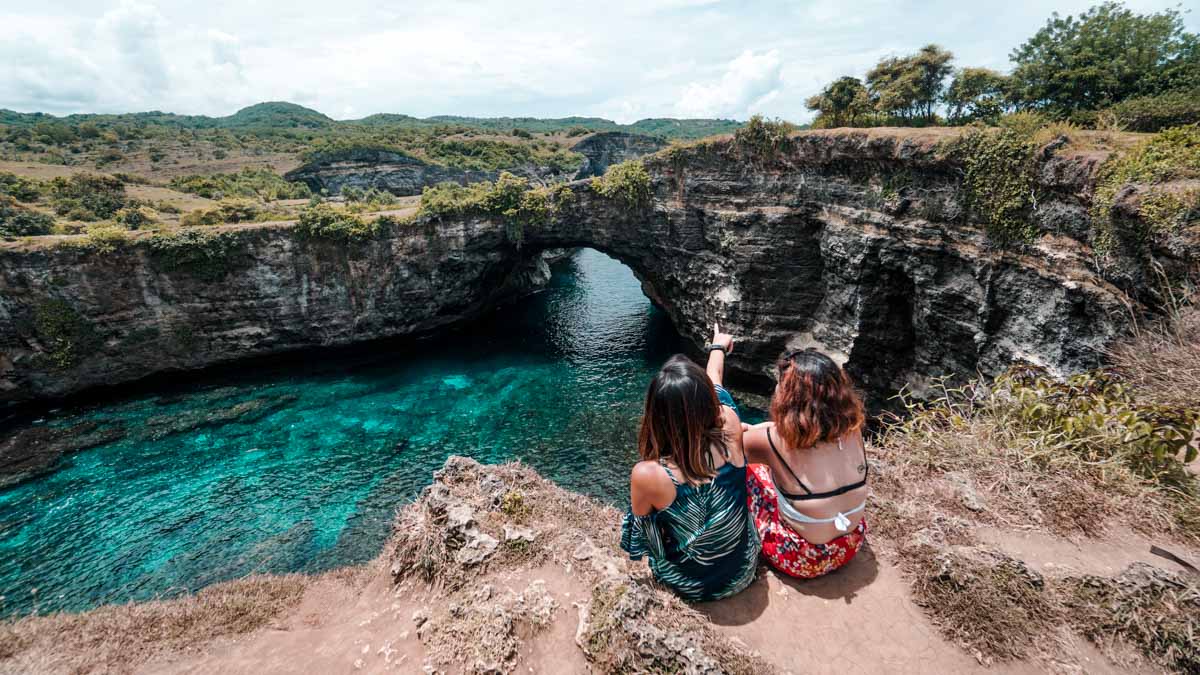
[620,460,761,602]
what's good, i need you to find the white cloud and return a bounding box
[0,0,1195,123]
[675,50,783,118]
[100,0,170,94]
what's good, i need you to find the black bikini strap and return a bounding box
[766,428,812,495]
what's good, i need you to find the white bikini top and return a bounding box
[775,494,866,533]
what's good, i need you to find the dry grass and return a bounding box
[1109,300,1200,410]
[1063,563,1200,673]
[577,577,772,675]
[907,546,1058,663]
[0,574,308,674]
[870,386,1185,546]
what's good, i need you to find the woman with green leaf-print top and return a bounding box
[620,324,760,602]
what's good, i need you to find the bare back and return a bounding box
[746,424,869,544]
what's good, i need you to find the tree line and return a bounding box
[805,2,1199,131]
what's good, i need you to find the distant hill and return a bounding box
[0,102,744,140]
[222,102,333,129]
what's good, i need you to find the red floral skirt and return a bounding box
[746,463,867,579]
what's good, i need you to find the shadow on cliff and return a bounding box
[696,542,881,626]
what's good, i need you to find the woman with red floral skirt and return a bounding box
[741,349,869,579]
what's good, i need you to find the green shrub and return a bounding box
[293,204,379,241]
[731,114,796,162]
[589,160,651,209]
[1103,89,1200,133]
[32,299,98,369]
[997,111,1049,137]
[114,206,157,229]
[416,173,571,246]
[146,229,240,280]
[0,172,43,202]
[340,186,398,205]
[181,200,261,226]
[95,148,124,166]
[81,223,132,253]
[1091,124,1200,256]
[511,128,533,139]
[48,173,126,220]
[947,127,1040,244]
[168,168,310,201]
[0,196,54,238]
[995,365,1198,485]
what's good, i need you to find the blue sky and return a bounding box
[1,0,1195,123]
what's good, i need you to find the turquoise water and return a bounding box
[0,249,760,617]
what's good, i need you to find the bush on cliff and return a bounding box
[48,173,126,221]
[146,229,242,280]
[1090,123,1200,258]
[1102,89,1200,133]
[418,173,573,246]
[168,168,311,201]
[945,126,1040,244]
[293,203,379,241]
[731,115,796,162]
[589,160,651,209]
[0,195,54,238]
[31,299,100,370]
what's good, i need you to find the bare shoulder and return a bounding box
[630,460,675,515]
[743,422,774,457]
[720,406,743,438]
[631,460,670,487]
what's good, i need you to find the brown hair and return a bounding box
[770,349,864,450]
[637,354,728,484]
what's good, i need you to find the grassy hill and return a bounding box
[0,102,743,140]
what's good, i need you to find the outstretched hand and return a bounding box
[712,322,734,354]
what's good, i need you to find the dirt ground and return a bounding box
[5,455,1192,675]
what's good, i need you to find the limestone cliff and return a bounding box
[570,132,668,179]
[284,148,509,196]
[1,129,1194,406]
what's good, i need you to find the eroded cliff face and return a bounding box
[570,132,668,179]
[1,129,1192,406]
[284,149,519,196]
[0,220,544,403]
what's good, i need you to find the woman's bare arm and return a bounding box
[706,322,733,386]
[742,423,775,464]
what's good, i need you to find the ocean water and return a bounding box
[0,249,758,616]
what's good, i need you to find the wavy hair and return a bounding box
[770,349,864,450]
[637,355,727,484]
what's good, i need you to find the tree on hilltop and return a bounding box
[1009,2,1200,117]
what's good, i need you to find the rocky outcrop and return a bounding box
[283,149,499,196]
[2,129,1195,406]
[570,132,668,179]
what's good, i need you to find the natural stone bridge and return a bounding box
[0,129,1191,406]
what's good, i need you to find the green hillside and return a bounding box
[0,103,743,140]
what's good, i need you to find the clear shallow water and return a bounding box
[0,249,763,617]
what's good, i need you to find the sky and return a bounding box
[1,0,1195,123]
